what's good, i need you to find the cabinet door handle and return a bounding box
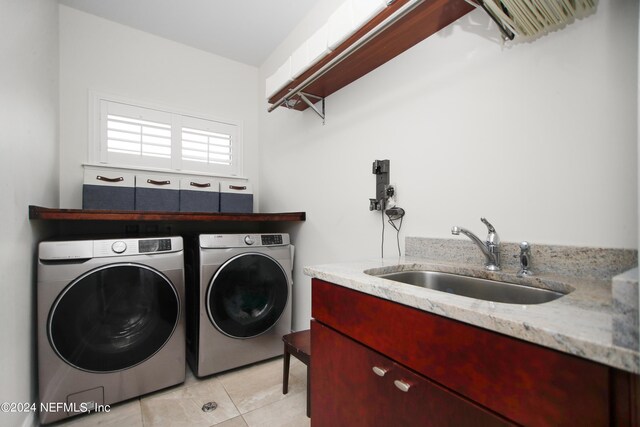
[147,179,171,186]
[394,380,411,392]
[372,366,388,377]
[96,175,124,183]
[190,181,211,188]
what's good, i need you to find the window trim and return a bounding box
[81,162,249,182]
[89,91,244,178]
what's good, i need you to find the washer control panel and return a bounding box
[139,238,172,253]
[38,237,183,260]
[261,235,283,246]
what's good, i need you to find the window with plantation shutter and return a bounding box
[180,115,237,175]
[107,115,172,158]
[93,96,242,176]
[181,128,231,165]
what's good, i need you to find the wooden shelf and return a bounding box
[29,205,306,223]
[268,0,474,111]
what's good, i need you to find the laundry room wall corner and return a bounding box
[0,1,60,427]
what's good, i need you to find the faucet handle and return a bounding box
[480,217,495,232]
[480,217,499,244]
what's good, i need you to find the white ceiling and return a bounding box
[58,0,320,67]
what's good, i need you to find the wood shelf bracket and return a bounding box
[462,0,515,41]
[290,92,325,124]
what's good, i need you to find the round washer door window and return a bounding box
[207,253,289,338]
[49,263,180,373]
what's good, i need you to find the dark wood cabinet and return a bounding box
[312,320,511,427]
[311,278,639,426]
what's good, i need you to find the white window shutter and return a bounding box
[94,97,242,176]
[180,115,239,176]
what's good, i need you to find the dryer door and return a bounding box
[48,263,180,372]
[207,253,289,339]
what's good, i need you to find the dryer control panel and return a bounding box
[200,233,290,249]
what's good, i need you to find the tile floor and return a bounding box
[51,357,310,427]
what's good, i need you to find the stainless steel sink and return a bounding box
[376,271,565,304]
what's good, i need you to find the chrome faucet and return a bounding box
[451,218,501,271]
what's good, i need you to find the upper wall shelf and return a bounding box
[28,205,306,223]
[267,0,474,117]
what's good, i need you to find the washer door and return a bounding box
[48,263,180,373]
[206,253,289,339]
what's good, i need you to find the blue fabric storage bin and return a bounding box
[179,178,220,212]
[82,168,135,210]
[219,181,253,213]
[135,174,180,211]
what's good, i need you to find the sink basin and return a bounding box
[375,271,565,304]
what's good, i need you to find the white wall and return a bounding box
[0,0,59,426]
[259,0,639,330]
[59,5,260,209]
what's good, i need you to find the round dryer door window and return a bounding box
[207,253,289,338]
[48,263,180,373]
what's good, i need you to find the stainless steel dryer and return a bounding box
[37,237,185,424]
[186,233,293,377]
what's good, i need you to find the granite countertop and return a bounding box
[304,252,640,374]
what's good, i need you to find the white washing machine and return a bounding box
[37,237,185,424]
[186,233,293,377]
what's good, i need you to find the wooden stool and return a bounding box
[282,329,311,418]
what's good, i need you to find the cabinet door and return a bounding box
[311,321,512,427]
[312,279,610,426]
[311,320,395,426]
